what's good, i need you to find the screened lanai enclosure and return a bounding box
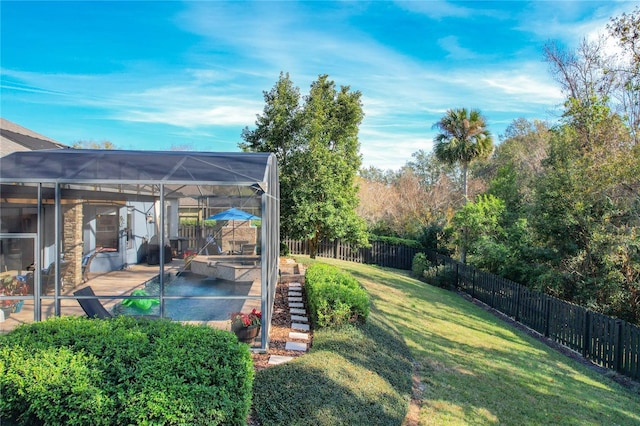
[0,150,279,350]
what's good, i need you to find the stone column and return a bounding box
[63,201,83,288]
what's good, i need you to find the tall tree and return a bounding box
[240,71,302,171]
[432,108,493,203]
[608,6,640,144]
[241,73,368,258]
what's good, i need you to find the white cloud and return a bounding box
[395,0,477,19]
[437,36,479,60]
[359,125,432,170]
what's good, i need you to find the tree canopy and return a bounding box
[433,108,494,202]
[241,73,368,258]
[355,8,639,324]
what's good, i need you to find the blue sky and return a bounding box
[1,1,636,170]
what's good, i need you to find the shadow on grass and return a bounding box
[253,302,413,426]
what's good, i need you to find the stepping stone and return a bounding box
[289,302,304,308]
[285,341,307,352]
[291,315,308,322]
[269,355,294,365]
[292,322,310,331]
[288,296,303,302]
[288,291,302,297]
[290,308,306,315]
[289,331,309,340]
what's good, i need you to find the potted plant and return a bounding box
[0,275,29,317]
[230,309,262,343]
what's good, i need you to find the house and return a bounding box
[0,117,69,156]
[0,119,173,284]
[0,119,183,280]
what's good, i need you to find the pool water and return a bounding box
[115,272,253,321]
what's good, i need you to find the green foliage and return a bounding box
[241,73,368,257]
[279,241,291,256]
[369,234,422,248]
[0,316,254,425]
[0,346,113,425]
[446,193,505,263]
[253,304,412,426]
[433,107,494,201]
[417,224,452,256]
[305,263,370,327]
[411,252,430,279]
[178,219,218,227]
[411,253,456,289]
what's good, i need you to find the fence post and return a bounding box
[614,320,623,373]
[472,269,476,299]
[515,285,521,322]
[582,311,591,358]
[544,296,551,338]
[491,274,496,308]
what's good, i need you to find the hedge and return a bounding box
[0,316,254,425]
[305,264,370,327]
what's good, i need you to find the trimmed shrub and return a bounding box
[412,253,457,289]
[423,264,457,290]
[411,252,430,279]
[305,264,369,327]
[0,316,254,425]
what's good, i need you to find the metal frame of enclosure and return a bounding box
[0,150,279,351]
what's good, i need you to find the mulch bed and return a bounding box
[248,280,312,425]
[251,280,312,371]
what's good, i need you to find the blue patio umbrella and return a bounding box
[206,207,260,221]
[206,208,260,251]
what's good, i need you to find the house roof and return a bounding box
[0,118,69,156]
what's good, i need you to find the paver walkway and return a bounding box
[268,281,308,365]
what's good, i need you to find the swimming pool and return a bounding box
[114,272,254,321]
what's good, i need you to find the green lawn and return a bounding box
[253,257,640,425]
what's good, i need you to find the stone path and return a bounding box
[268,282,309,365]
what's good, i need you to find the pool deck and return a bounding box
[0,260,261,334]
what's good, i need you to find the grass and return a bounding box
[252,275,413,425]
[252,256,640,425]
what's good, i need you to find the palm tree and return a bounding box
[433,108,494,202]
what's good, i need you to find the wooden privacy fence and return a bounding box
[285,238,640,381]
[178,225,203,251]
[284,239,421,270]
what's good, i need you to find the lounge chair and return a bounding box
[73,286,113,319]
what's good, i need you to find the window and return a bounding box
[95,207,119,250]
[126,208,133,249]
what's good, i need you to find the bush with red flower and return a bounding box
[230,308,262,330]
